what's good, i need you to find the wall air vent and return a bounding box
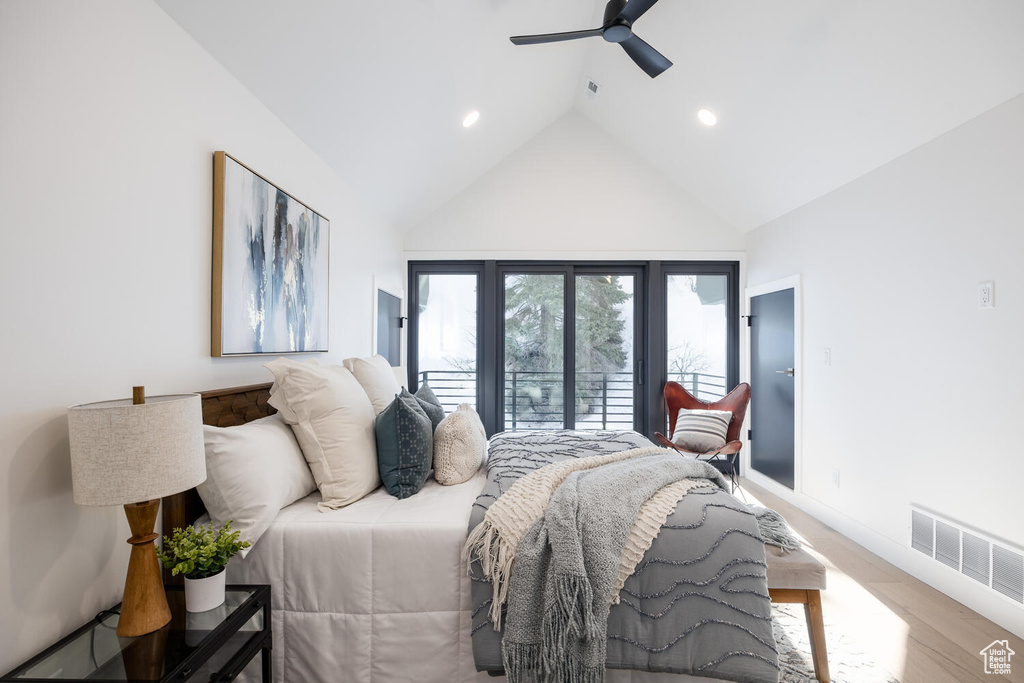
[910,509,934,555]
[993,545,1024,603]
[909,505,1024,607]
[961,531,991,585]
[935,520,961,571]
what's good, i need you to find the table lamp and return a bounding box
[68,387,206,637]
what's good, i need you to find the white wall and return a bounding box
[0,0,402,670]
[745,93,1024,636]
[404,110,743,254]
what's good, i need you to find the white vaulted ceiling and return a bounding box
[156,0,1024,232]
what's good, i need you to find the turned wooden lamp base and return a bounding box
[118,498,171,637]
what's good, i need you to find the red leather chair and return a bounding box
[654,381,751,491]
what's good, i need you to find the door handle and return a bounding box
[775,368,795,376]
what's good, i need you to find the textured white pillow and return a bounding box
[672,408,733,453]
[433,404,487,485]
[343,354,401,415]
[197,414,316,555]
[265,358,381,510]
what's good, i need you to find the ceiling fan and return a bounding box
[510,0,672,78]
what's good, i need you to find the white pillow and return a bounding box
[672,408,733,453]
[343,354,401,415]
[433,404,487,485]
[265,358,381,510]
[196,414,316,555]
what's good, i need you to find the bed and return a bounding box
[163,383,780,683]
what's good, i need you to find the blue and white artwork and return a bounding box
[217,154,329,355]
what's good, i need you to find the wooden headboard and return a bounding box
[161,382,275,584]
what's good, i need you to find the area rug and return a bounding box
[773,603,900,682]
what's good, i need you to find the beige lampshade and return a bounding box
[68,394,206,506]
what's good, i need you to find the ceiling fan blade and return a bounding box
[619,34,672,78]
[510,28,603,46]
[617,0,659,24]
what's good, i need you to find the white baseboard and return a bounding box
[742,469,1024,639]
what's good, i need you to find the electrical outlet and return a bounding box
[823,347,831,366]
[832,468,840,488]
[979,281,994,309]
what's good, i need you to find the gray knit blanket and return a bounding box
[504,453,730,683]
[469,431,784,683]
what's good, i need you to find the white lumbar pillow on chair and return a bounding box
[672,408,732,453]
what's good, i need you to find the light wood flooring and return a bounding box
[738,478,1023,683]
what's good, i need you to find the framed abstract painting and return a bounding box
[212,151,330,356]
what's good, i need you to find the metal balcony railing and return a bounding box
[417,370,477,414]
[417,369,727,431]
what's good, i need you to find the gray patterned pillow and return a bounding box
[375,389,433,498]
[414,383,445,431]
[671,408,733,454]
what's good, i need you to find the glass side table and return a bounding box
[2,585,271,683]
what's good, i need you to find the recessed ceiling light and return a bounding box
[462,110,480,128]
[697,108,717,126]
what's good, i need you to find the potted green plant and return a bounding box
[158,521,250,612]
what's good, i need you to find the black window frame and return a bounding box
[497,262,647,432]
[647,261,741,437]
[407,261,490,426]
[409,260,739,439]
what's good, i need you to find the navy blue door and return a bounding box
[750,288,795,489]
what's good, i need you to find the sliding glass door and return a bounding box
[411,269,480,412]
[574,274,636,430]
[503,272,566,429]
[501,266,641,431]
[666,273,729,401]
[408,260,738,437]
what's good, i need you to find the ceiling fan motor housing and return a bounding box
[603,21,633,43]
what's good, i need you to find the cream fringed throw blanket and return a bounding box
[463,446,676,628]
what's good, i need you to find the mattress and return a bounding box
[223,468,737,683]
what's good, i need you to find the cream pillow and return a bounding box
[343,354,401,415]
[672,408,733,454]
[265,358,381,510]
[433,404,487,485]
[197,414,316,554]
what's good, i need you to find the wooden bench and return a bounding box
[766,544,830,682]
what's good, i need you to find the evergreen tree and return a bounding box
[504,274,630,424]
[574,276,629,373]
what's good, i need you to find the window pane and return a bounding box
[666,274,728,401]
[575,275,634,430]
[504,273,565,430]
[416,273,477,411]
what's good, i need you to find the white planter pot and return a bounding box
[184,571,226,613]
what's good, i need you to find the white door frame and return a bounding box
[743,275,802,496]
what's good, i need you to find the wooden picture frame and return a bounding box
[212,152,330,356]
